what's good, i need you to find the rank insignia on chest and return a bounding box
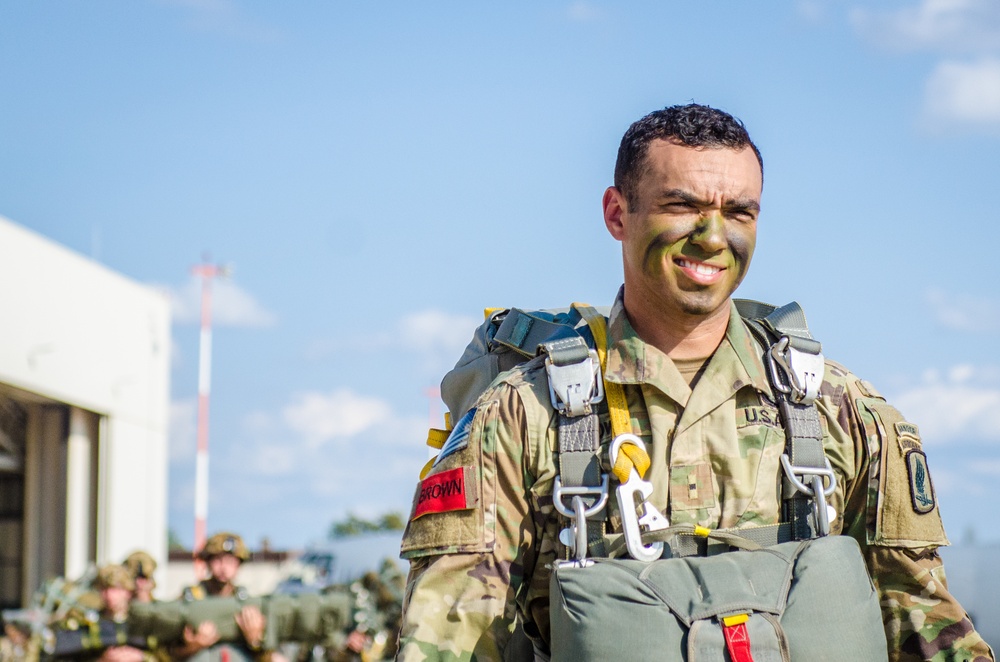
[412,466,476,519]
[905,450,936,514]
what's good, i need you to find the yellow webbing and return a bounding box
[426,428,450,450]
[418,457,436,480]
[613,442,651,484]
[572,303,650,482]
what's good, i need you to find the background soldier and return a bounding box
[54,564,161,662]
[122,552,157,604]
[173,532,286,662]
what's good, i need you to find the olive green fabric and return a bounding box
[550,535,887,661]
[127,592,353,650]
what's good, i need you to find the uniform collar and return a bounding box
[605,288,774,415]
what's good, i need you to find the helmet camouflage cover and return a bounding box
[123,550,157,578]
[96,564,135,591]
[200,532,250,561]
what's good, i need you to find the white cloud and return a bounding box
[567,2,602,22]
[156,277,277,328]
[891,367,1000,443]
[157,0,282,42]
[399,310,482,355]
[968,459,1000,476]
[851,0,1000,54]
[169,398,197,463]
[282,389,392,449]
[796,1,829,23]
[926,288,1000,332]
[305,309,480,374]
[922,58,1000,128]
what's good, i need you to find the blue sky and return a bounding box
[2,0,999,550]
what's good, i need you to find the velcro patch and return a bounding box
[413,466,475,519]
[894,421,921,452]
[905,450,936,514]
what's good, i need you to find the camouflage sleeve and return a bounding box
[839,377,994,662]
[397,380,541,661]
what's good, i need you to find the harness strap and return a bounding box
[740,300,832,540]
[541,334,608,558]
[572,303,651,484]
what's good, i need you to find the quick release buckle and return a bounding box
[553,475,609,560]
[544,342,604,417]
[767,335,825,405]
[780,454,837,536]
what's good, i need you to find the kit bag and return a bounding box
[549,534,888,662]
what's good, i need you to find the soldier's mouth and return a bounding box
[674,257,725,284]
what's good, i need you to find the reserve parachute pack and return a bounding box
[430,300,888,661]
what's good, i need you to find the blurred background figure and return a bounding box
[174,532,286,662]
[122,552,158,605]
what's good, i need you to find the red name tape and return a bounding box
[414,467,471,519]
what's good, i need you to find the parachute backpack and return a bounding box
[428,301,887,662]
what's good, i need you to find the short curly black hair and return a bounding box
[614,104,763,207]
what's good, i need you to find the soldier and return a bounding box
[173,532,286,662]
[54,565,160,662]
[122,551,157,604]
[397,104,995,661]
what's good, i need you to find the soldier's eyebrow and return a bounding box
[724,196,761,213]
[657,188,704,206]
[657,189,760,213]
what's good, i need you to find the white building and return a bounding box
[0,216,170,609]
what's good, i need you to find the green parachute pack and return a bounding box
[433,300,888,661]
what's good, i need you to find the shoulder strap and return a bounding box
[540,333,608,560]
[737,299,835,540]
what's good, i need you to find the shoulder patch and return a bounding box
[894,421,922,451]
[905,450,936,514]
[413,466,476,519]
[434,406,476,466]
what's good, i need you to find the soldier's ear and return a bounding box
[603,187,627,240]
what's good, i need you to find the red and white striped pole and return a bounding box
[192,261,227,554]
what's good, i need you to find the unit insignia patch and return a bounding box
[905,450,936,514]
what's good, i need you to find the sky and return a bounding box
[2,0,999,551]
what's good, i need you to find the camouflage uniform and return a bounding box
[398,292,994,661]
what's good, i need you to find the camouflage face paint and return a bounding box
[622,143,760,320]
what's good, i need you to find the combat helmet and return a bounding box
[199,532,250,561]
[95,564,135,591]
[123,550,157,579]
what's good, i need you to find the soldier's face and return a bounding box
[208,553,241,583]
[605,140,761,321]
[101,586,132,616]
